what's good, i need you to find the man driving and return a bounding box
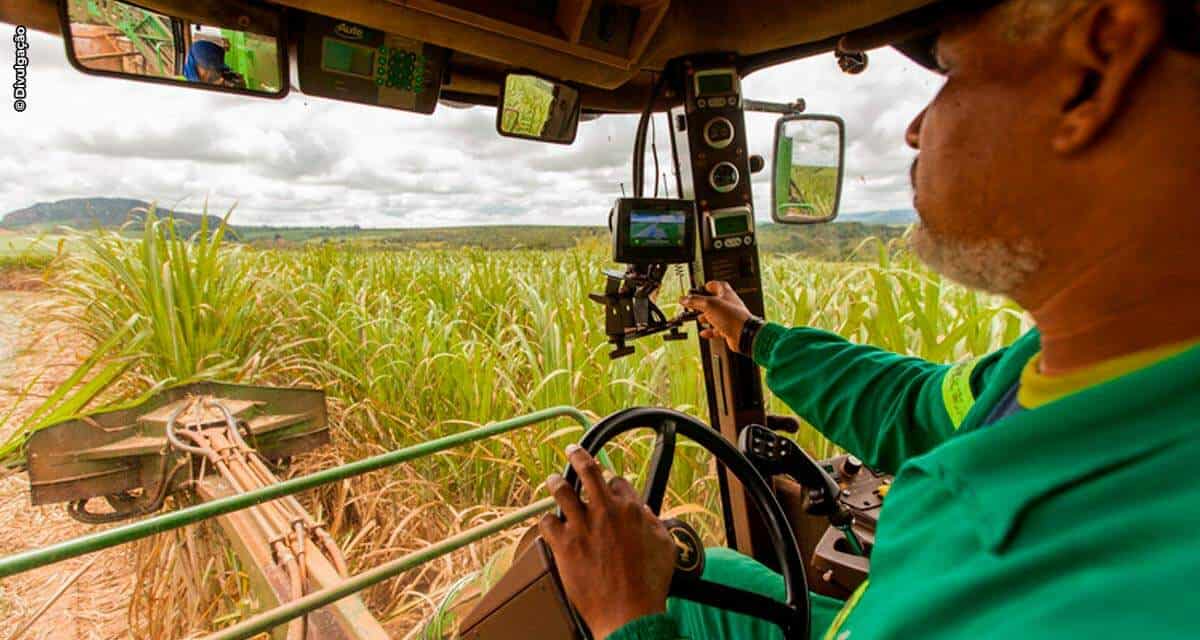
[539,0,1200,638]
[183,40,246,88]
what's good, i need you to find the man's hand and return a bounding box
[680,281,754,352]
[540,444,676,639]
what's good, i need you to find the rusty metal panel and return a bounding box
[26,383,328,506]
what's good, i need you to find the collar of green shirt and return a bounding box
[909,328,1200,553]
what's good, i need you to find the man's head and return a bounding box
[185,40,230,86]
[905,0,1200,304]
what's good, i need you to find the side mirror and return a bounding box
[771,115,846,224]
[496,73,581,145]
[58,0,288,99]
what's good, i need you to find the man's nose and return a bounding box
[905,108,926,150]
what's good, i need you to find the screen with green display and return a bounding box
[322,38,375,78]
[630,211,687,247]
[713,215,750,236]
[697,73,734,96]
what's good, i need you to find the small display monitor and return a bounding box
[322,38,375,78]
[694,69,738,97]
[612,198,697,264]
[713,214,750,237]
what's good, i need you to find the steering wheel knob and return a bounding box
[663,518,705,579]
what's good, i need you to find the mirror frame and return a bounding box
[57,0,290,100]
[495,71,582,145]
[770,114,846,225]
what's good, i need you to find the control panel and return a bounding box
[297,14,448,114]
[769,452,891,599]
[706,205,754,251]
[669,55,766,554]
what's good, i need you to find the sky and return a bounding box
[0,24,943,228]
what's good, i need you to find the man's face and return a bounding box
[197,65,224,86]
[905,3,1068,296]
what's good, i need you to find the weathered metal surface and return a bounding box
[26,382,328,506]
[204,498,558,640]
[1,406,591,579]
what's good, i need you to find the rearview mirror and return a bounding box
[771,115,846,224]
[496,73,581,145]
[59,0,288,99]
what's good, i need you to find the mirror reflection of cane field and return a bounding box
[785,165,839,217]
[500,75,556,137]
[0,211,1024,635]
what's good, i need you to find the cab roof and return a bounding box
[3,0,954,112]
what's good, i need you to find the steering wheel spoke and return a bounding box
[670,576,803,634]
[641,418,677,514]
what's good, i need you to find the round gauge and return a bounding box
[703,117,735,149]
[709,161,740,193]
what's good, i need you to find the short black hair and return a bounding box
[1165,0,1200,52]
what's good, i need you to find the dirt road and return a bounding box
[0,291,134,640]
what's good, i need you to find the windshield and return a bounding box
[4,31,937,228]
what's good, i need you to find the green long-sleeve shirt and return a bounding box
[611,324,1200,639]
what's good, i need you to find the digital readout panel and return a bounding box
[322,38,375,78]
[713,214,750,236]
[696,72,734,96]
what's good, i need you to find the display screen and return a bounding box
[696,72,734,96]
[322,38,375,78]
[713,215,750,236]
[629,211,688,248]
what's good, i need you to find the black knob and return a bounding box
[765,414,799,433]
[841,455,863,476]
[836,50,869,74]
[749,155,766,173]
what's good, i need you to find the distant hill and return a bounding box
[1,197,910,259]
[837,209,917,225]
[0,197,230,233]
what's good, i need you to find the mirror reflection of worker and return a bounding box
[541,0,1200,638]
[183,40,245,88]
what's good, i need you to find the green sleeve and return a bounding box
[605,613,681,640]
[752,323,1004,474]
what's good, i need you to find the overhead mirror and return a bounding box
[59,0,287,98]
[496,73,581,145]
[771,115,846,224]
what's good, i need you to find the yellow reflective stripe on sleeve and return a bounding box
[823,579,869,640]
[941,358,980,429]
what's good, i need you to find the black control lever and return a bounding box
[737,424,866,556]
[766,414,800,434]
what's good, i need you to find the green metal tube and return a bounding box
[205,497,556,640]
[0,406,590,579]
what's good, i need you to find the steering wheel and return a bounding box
[560,407,810,639]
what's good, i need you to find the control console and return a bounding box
[738,424,892,598]
[297,14,448,113]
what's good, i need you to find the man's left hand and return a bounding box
[539,444,677,639]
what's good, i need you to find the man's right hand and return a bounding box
[680,281,754,353]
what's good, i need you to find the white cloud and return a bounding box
[0,26,941,227]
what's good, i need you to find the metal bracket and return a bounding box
[742,98,806,115]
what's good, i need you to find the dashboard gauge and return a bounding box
[703,117,735,149]
[709,161,740,193]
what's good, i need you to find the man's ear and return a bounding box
[1053,0,1166,153]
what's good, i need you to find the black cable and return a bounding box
[632,72,669,198]
[66,461,189,524]
[651,113,661,197]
